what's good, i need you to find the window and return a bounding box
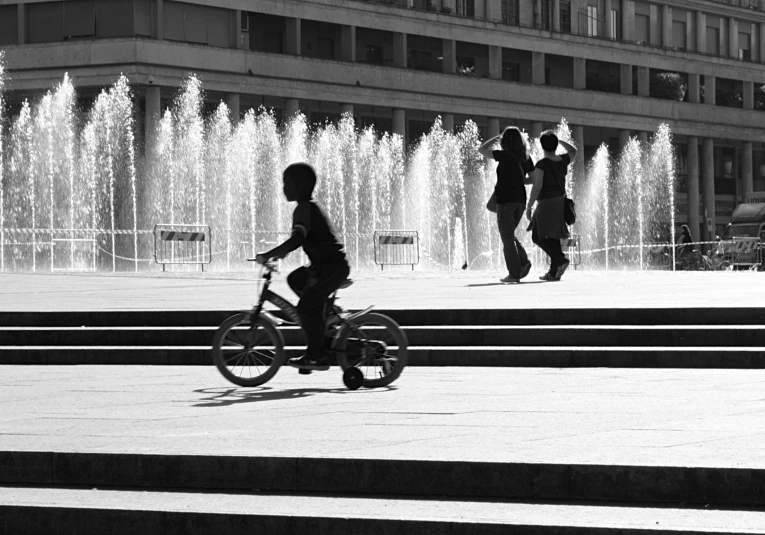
[739,32,751,60]
[587,5,598,37]
[0,5,18,45]
[457,55,475,76]
[672,20,686,49]
[316,37,335,60]
[560,1,571,33]
[457,0,475,18]
[163,1,232,47]
[501,0,519,25]
[706,27,720,55]
[541,0,551,30]
[610,9,618,39]
[365,43,384,64]
[635,14,649,43]
[27,2,64,43]
[502,62,520,82]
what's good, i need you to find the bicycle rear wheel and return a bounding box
[211,313,285,387]
[334,312,408,388]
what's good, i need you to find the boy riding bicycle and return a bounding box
[255,163,350,371]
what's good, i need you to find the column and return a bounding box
[145,86,161,155]
[704,75,716,105]
[535,0,542,28]
[488,118,500,139]
[489,46,502,80]
[743,142,754,195]
[285,99,300,121]
[341,104,354,117]
[637,66,649,97]
[393,33,407,68]
[285,18,301,56]
[687,137,700,241]
[661,5,671,47]
[532,52,545,85]
[604,0,612,38]
[696,12,706,53]
[622,0,634,42]
[442,113,454,132]
[688,73,700,103]
[702,138,715,242]
[340,25,356,62]
[744,81,754,110]
[620,64,632,94]
[226,93,240,122]
[17,3,25,44]
[760,23,765,64]
[442,39,456,75]
[155,0,163,39]
[619,129,630,152]
[729,17,738,59]
[531,121,544,139]
[552,0,561,31]
[573,125,585,177]
[393,109,406,144]
[573,58,586,89]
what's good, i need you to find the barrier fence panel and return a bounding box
[154,224,212,271]
[373,230,419,270]
[724,237,762,268]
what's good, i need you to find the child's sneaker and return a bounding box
[288,355,330,371]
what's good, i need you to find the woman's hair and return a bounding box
[540,130,559,152]
[499,127,528,161]
[681,224,691,236]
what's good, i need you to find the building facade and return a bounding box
[1,0,765,240]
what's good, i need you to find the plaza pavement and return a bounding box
[0,268,764,312]
[2,269,765,532]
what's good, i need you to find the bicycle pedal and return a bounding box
[298,368,313,375]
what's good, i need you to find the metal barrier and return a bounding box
[373,230,419,270]
[724,237,762,268]
[562,234,582,268]
[153,224,212,271]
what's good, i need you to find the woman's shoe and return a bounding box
[500,275,520,283]
[539,272,558,282]
[519,262,532,280]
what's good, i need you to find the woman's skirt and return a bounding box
[527,196,569,240]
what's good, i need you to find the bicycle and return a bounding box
[211,259,409,390]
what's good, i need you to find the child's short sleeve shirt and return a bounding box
[293,200,346,266]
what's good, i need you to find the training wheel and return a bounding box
[343,367,363,390]
[298,368,313,375]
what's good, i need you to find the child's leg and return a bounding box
[296,264,350,359]
[287,266,310,297]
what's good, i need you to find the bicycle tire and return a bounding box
[211,312,286,387]
[334,312,408,388]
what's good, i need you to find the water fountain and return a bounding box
[0,63,677,273]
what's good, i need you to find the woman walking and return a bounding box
[526,130,577,281]
[478,127,535,283]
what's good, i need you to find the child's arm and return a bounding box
[255,227,305,264]
[256,203,310,264]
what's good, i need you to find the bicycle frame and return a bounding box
[250,265,302,328]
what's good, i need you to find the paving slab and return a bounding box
[1,365,763,470]
[0,269,763,312]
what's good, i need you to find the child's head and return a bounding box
[540,130,559,153]
[283,163,316,202]
[500,127,527,158]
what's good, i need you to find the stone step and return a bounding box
[0,325,762,347]
[1,346,764,367]
[2,451,763,508]
[3,308,765,327]
[2,486,764,535]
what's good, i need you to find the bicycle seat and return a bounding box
[338,279,353,290]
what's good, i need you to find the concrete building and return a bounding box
[1,0,765,240]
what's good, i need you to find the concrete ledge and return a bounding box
[1,452,764,507]
[2,347,764,368]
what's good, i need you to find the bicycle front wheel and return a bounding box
[211,313,286,387]
[334,312,408,388]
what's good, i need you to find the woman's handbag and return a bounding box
[486,193,497,213]
[564,196,576,225]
